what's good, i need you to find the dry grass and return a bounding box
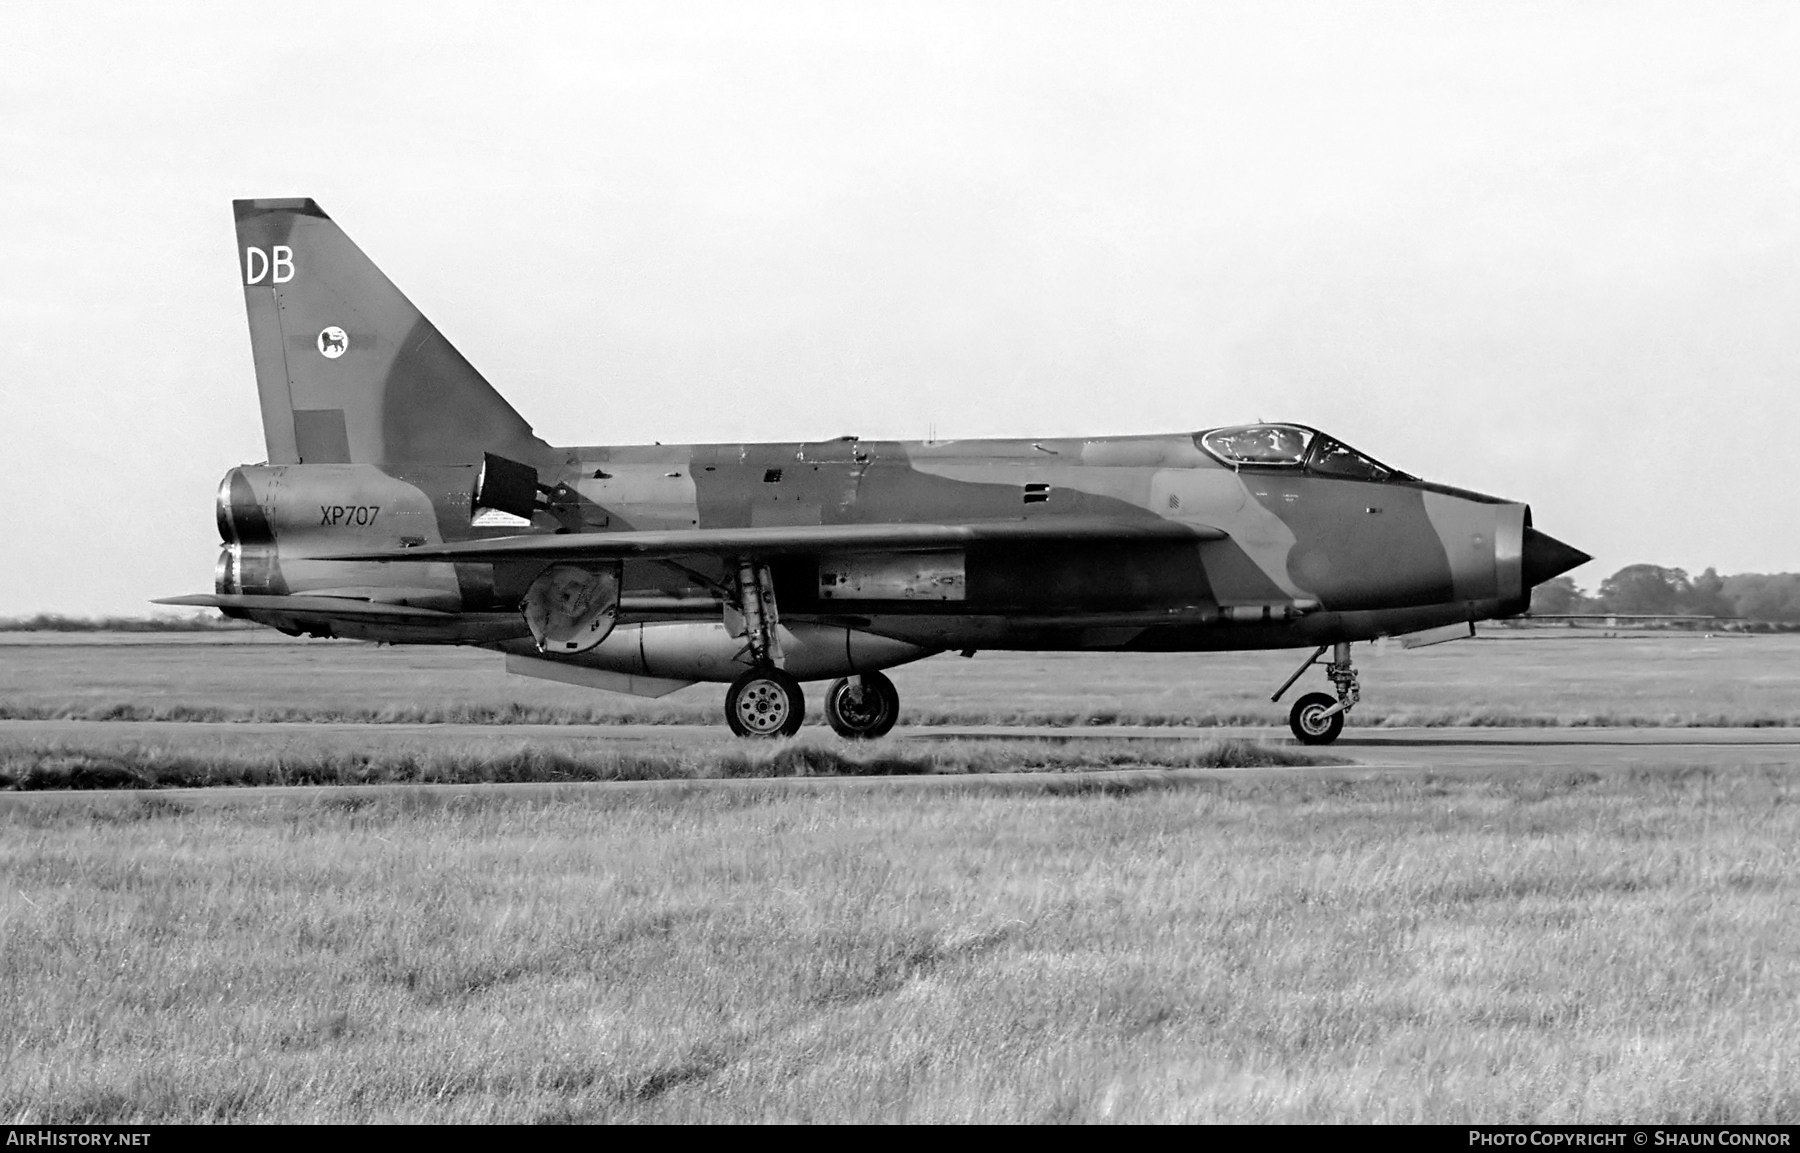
[3,763,1798,1123]
[0,735,1327,791]
[2,629,1798,728]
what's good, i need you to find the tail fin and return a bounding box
[232,198,552,467]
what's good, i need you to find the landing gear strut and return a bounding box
[731,558,784,668]
[1272,642,1360,746]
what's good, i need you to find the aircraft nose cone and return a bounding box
[1522,527,1591,587]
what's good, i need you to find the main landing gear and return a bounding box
[823,672,900,739]
[722,558,803,737]
[1271,641,1361,746]
[720,557,903,739]
[726,667,806,738]
[723,668,902,740]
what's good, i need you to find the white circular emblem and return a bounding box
[316,326,348,359]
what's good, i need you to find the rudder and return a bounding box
[233,198,552,467]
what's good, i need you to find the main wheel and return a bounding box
[725,667,806,738]
[823,672,900,739]
[1288,692,1345,746]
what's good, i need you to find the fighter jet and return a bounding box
[157,199,1590,744]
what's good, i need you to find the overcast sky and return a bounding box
[3,1,1796,614]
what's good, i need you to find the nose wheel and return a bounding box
[1288,692,1345,745]
[1273,642,1361,746]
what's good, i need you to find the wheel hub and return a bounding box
[836,687,881,727]
[736,682,789,733]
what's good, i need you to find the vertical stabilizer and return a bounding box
[232,198,552,467]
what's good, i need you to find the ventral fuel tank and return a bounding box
[495,620,931,687]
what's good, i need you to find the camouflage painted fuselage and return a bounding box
[216,429,1531,661]
[171,198,1588,698]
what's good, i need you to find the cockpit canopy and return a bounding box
[1196,423,1412,482]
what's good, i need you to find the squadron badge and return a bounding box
[316,326,348,358]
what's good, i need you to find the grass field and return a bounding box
[0,733,1330,790]
[3,628,1797,728]
[4,628,1795,1122]
[4,764,1797,1123]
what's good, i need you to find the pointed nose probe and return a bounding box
[1522,527,1591,587]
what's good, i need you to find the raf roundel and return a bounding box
[316,326,349,359]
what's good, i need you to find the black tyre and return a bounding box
[725,667,806,738]
[823,672,900,739]
[1288,692,1345,745]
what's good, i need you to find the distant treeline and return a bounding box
[0,613,254,633]
[1531,566,1800,623]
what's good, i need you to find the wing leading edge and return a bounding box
[321,517,1226,564]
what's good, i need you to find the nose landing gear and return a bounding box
[1272,642,1361,746]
